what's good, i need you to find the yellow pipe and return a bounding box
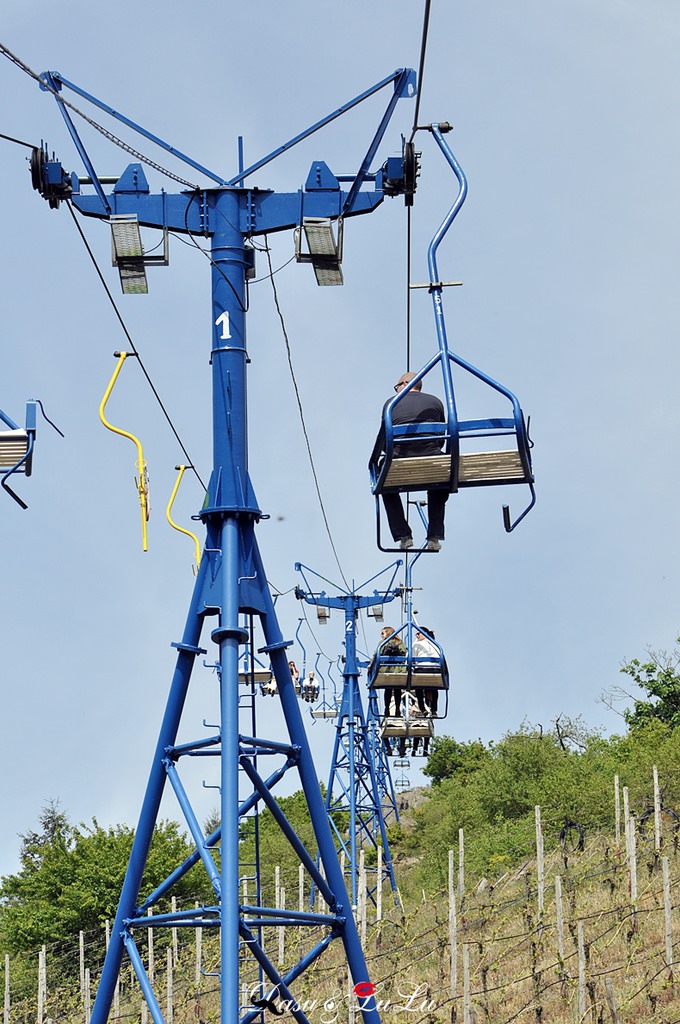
[99,351,149,552]
[166,465,201,572]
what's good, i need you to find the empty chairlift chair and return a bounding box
[238,650,275,695]
[0,402,36,509]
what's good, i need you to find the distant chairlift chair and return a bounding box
[0,402,36,509]
[368,624,448,757]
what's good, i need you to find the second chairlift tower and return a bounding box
[295,563,404,909]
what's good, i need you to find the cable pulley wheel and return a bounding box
[403,141,418,207]
[30,146,45,194]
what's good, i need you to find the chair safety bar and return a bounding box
[166,464,202,573]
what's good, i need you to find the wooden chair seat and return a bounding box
[382,449,528,490]
[0,430,30,469]
[371,670,446,689]
[239,671,273,686]
[383,454,451,488]
[381,716,434,738]
[458,450,527,484]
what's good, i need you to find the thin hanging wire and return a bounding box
[406,204,412,372]
[409,0,432,142]
[263,238,350,591]
[403,0,433,565]
[406,0,433,369]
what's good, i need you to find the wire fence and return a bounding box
[4,773,680,1022]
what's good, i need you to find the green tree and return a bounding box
[0,809,212,956]
[619,638,680,729]
[405,721,619,887]
[422,736,490,785]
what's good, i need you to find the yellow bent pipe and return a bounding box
[166,465,201,572]
[99,351,149,552]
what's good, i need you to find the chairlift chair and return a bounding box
[368,622,449,720]
[0,402,36,508]
[237,649,274,695]
[369,123,535,548]
[308,655,339,720]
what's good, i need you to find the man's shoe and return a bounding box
[399,536,414,550]
[426,538,442,552]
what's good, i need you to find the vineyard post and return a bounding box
[577,922,586,1020]
[275,865,281,964]
[4,952,9,1024]
[79,931,85,999]
[663,856,673,980]
[84,967,91,1024]
[627,810,638,933]
[449,849,458,998]
[653,765,662,853]
[318,862,327,913]
[166,947,173,1024]
[278,888,286,966]
[194,901,202,988]
[377,847,383,923]
[348,971,356,1024]
[604,978,621,1024]
[535,806,545,924]
[555,874,566,995]
[171,896,178,965]
[37,945,46,1024]
[359,850,367,946]
[463,943,471,1024]
[147,906,155,984]
[614,775,621,855]
[623,787,631,861]
[458,828,465,913]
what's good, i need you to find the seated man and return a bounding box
[373,372,448,551]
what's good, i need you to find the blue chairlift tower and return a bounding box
[28,65,417,1024]
[295,563,402,908]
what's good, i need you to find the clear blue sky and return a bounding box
[1,0,679,878]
